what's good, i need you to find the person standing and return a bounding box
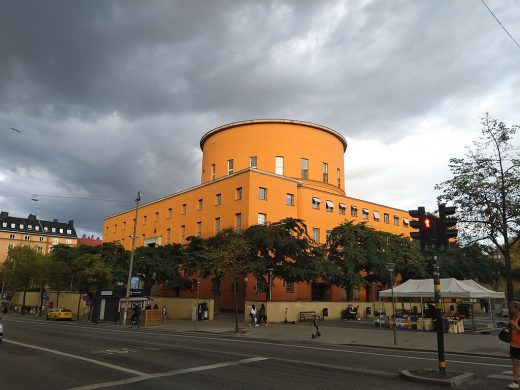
[508,301,520,389]
[162,305,167,324]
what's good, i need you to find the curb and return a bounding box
[401,369,476,388]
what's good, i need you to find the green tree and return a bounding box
[8,245,47,308]
[435,114,520,301]
[205,228,250,332]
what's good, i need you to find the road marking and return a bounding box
[4,339,146,376]
[67,357,268,390]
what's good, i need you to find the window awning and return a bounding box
[339,203,346,208]
[403,218,410,224]
[362,208,369,213]
[373,211,380,219]
[312,197,321,203]
[325,201,334,208]
[351,206,358,210]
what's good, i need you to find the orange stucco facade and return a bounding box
[104,120,412,308]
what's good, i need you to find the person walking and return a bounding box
[508,301,520,389]
[257,303,268,325]
[249,304,258,326]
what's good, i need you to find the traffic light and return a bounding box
[409,207,438,249]
[438,203,457,248]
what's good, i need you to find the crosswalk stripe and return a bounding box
[488,374,512,380]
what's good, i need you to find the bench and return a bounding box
[299,311,320,321]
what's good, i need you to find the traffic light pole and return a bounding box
[433,255,446,376]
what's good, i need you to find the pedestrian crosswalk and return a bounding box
[488,370,513,380]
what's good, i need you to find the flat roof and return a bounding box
[200,119,347,151]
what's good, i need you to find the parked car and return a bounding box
[46,308,73,321]
[0,316,3,342]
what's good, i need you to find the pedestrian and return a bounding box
[508,301,520,389]
[250,304,258,326]
[162,305,167,324]
[354,305,361,320]
[257,303,268,325]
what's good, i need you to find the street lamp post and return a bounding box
[122,191,142,326]
[267,268,274,302]
[386,262,397,346]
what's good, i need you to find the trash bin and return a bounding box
[365,307,372,316]
[323,308,328,318]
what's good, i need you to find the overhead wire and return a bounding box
[481,0,520,50]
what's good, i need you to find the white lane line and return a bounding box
[4,339,146,376]
[488,374,512,380]
[67,357,268,390]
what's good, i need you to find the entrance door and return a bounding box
[311,283,327,301]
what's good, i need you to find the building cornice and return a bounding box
[200,119,347,152]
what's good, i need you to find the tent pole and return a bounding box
[420,297,423,317]
[489,297,494,326]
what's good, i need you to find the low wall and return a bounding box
[148,297,214,321]
[10,292,89,316]
[244,301,474,323]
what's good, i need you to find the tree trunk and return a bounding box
[233,279,239,333]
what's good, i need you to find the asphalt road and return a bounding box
[0,316,513,389]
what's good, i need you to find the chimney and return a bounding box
[28,214,37,222]
[0,211,8,218]
[53,219,58,223]
[68,219,74,226]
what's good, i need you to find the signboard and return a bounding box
[130,276,140,289]
[2,292,9,300]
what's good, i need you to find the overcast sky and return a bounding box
[1,0,519,238]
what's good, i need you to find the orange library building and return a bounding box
[103,120,412,310]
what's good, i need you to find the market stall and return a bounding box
[379,278,506,332]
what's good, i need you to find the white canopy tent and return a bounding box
[379,278,505,299]
[379,278,505,325]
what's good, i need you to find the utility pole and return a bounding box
[122,191,141,326]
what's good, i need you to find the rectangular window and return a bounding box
[351,206,358,217]
[114,224,117,233]
[326,230,331,239]
[215,217,221,233]
[322,162,328,183]
[166,228,171,244]
[28,225,32,230]
[384,213,389,224]
[196,221,202,237]
[394,216,399,226]
[362,209,369,219]
[275,156,284,175]
[65,239,72,245]
[337,168,341,187]
[339,203,346,215]
[59,228,64,234]
[215,193,222,205]
[168,208,172,218]
[37,246,43,253]
[180,225,186,242]
[143,215,147,224]
[211,164,216,180]
[312,197,321,209]
[373,211,380,222]
[24,235,30,241]
[155,212,159,222]
[286,281,294,293]
[52,238,59,244]
[325,200,333,212]
[227,159,234,175]
[313,228,320,243]
[236,187,243,200]
[256,279,265,292]
[9,233,15,239]
[403,218,410,227]
[8,243,15,249]
[250,156,257,168]
[198,199,203,210]
[52,227,56,233]
[35,226,39,231]
[301,158,308,179]
[39,236,45,242]
[235,213,242,231]
[258,213,267,225]
[286,193,294,206]
[66,229,72,235]
[181,204,187,214]
[259,187,267,200]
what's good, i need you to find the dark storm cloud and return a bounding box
[0,0,518,235]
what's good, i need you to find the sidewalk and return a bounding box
[143,317,510,358]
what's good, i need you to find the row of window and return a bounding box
[310,197,410,227]
[1,222,73,235]
[256,279,294,293]
[210,156,342,187]
[6,239,72,251]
